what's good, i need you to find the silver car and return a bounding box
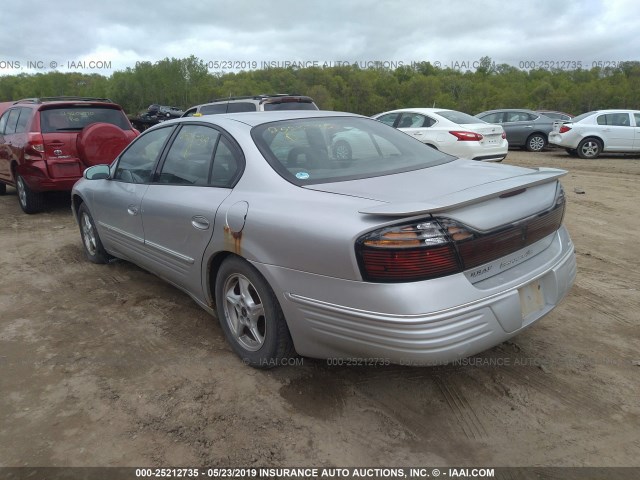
[72,111,576,368]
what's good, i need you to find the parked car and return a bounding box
[549,109,640,158]
[536,110,574,122]
[372,108,507,162]
[475,109,555,152]
[182,94,318,117]
[0,97,139,213]
[72,111,576,368]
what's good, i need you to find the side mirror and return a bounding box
[84,164,110,180]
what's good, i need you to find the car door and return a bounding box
[90,125,174,262]
[596,113,635,150]
[397,113,439,145]
[140,124,240,293]
[0,109,13,182]
[502,111,535,146]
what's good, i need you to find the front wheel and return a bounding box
[577,138,602,159]
[16,174,44,214]
[215,257,295,368]
[525,134,547,152]
[77,203,111,264]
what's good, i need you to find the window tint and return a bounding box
[114,127,173,183]
[377,113,400,126]
[634,113,640,126]
[41,106,131,132]
[210,137,240,188]
[597,113,631,126]
[226,102,256,113]
[199,104,229,115]
[15,108,31,134]
[159,125,219,186]
[5,109,21,134]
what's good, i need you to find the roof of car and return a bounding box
[159,110,362,128]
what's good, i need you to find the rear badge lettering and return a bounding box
[470,265,492,278]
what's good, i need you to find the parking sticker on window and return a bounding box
[295,172,310,180]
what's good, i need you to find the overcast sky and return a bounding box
[1,0,639,76]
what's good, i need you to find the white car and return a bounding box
[549,109,640,159]
[373,108,508,162]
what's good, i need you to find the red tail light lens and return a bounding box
[356,184,567,283]
[501,132,507,139]
[559,125,572,134]
[356,220,461,282]
[24,133,45,161]
[449,131,484,141]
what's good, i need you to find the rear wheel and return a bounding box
[215,256,295,368]
[16,174,44,214]
[78,203,111,264]
[525,133,546,152]
[577,138,602,159]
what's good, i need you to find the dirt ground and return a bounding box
[1,149,639,469]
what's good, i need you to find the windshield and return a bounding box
[41,106,131,132]
[251,116,453,185]
[436,110,484,124]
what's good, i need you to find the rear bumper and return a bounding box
[17,161,82,192]
[254,226,576,364]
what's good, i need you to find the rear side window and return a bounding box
[158,125,219,186]
[40,106,131,132]
[597,113,631,126]
[15,108,32,134]
[4,109,21,134]
[479,112,503,123]
[634,113,640,126]
[377,113,400,126]
[210,137,240,188]
[199,104,229,115]
[226,102,256,113]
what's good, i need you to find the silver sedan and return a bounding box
[72,111,576,368]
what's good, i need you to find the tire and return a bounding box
[525,133,547,152]
[77,203,111,264]
[577,138,602,159]
[566,148,578,157]
[333,140,352,161]
[16,174,45,214]
[0,182,6,195]
[215,256,295,368]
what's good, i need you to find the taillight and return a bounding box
[449,131,483,141]
[356,220,462,282]
[356,183,566,283]
[24,133,45,161]
[559,125,571,134]
[501,132,506,139]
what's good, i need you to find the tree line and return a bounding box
[1,55,639,117]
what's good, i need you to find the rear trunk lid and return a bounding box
[458,122,504,147]
[305,159,565,230]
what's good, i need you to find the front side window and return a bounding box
[158,125,219,186]
[114,127,173,183]
[252,116,453,186]
[377,113,400,126]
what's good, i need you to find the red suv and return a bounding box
[0,97,139,213]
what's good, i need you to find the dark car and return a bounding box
[0,97,139,213]
[475,109,555,152]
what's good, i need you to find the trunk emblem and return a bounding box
[54,149,63,156]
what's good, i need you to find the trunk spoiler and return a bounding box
[359,167,567,216]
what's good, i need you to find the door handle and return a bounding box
[127,205,139,215]
[191,215,210,230]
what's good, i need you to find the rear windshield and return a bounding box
[571,111,596,123]
[436,110,484,124]
[263,100,318,111]
[40,106,131,132]
[252,116,453,185]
